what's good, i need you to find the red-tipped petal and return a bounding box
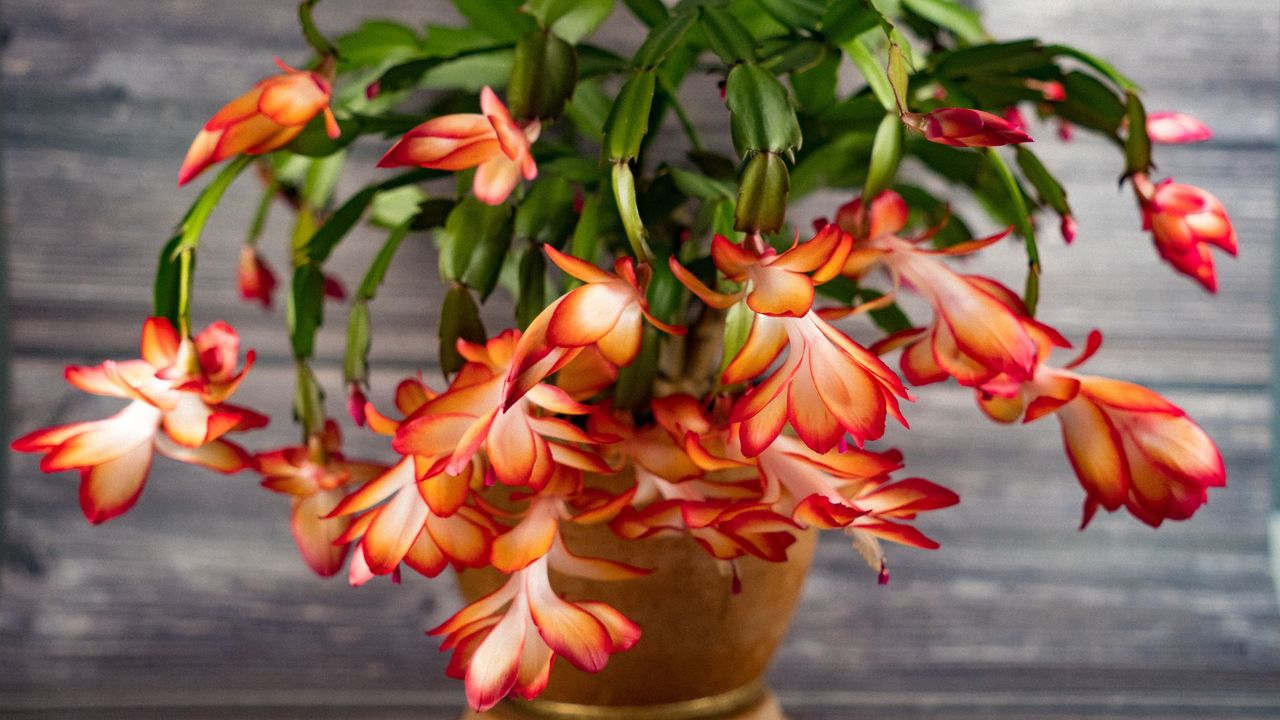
[747,266,815,317]
[668,256,740,309]
[1146,111,1213,145]
[362,487,429,575]
[290,489,351,577]
[491,503,558,573]
[721,314,789,385]
[464,607,526,712]
[1057,397,1129,511]
[78,439,154,525]
[547,282,632,348]
[527,579,612,673]
[473,155,522,205]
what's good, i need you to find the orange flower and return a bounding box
[1136,176,1237,292]
[665,401,957,580]
[906,107,1033,147]
[669,227,852,317]
[669,227,904,455]
[1058,373,1225,527]
[179,58,339,186]
[754,435,958,579]
[974,329,1226,528]
[328,378,495,583]
[12,318,264,523]
[1145,111,1213,144]
[336,456,496,582]
[378,86,538,205]
[835,190,1039,388]
[256,420,386,577]
[726,312,909,456]
[612,499,801,563]
[433,547,642,712]
[504,247,686,405]
[430,468,646,712]
[589,399,795,563]
[393,331,613,491]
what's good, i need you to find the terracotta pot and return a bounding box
[456,485,817,719]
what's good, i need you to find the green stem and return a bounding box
[985,148,1040,315]
[172,155,253,335]
[294,358,326,440]
[246,179,278,248]
[611,162,655,263]
[176,250,195,337]
[298,0,338,59]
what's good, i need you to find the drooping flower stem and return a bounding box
[297,0,338,60]
[294,357,326,440]
[985,148,1041,315]
[245,173,279,249]
[171,155,254,335]
[612,163,655,263]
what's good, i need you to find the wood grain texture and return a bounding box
[2,1,1278,718]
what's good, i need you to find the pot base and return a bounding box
[459,683,786,719]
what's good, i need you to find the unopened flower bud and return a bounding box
[347,383,368,427]
[734,151,790,234]
[907,108,1033,148]
[1146,111,1213,144]
[1139,177,1237,292]
[238,246,278,308]
[1060,215,1078,245]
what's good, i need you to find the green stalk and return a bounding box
[611,163,655,263]
[297,0,338,59]
[986,148,1040,315]
[245,178,278,248]
[172,155,253,335]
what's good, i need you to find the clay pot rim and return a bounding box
[500,679,766,720]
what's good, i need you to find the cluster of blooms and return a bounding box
[843,191,1226,526]
[12,55,1236,713]
[13,319,265,523]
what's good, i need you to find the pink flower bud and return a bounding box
[1040,80,1066,102]
[1146,111,1213,144]
[1141,179,1237,292]
[1002,106,1029,132]
[180,58,339,186]
[347,383,368,427]
[1060,215,1077,245]
[913,108,1033,148]
[323,274,347,301]
[237,246,278,309]
[378,87,538,206]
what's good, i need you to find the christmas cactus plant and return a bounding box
[14,0,1235,712]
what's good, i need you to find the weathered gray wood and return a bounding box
[2,0,1277,718]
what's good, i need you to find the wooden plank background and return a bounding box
[2,1,1277,718]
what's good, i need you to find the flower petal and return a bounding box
[474,155,522,205]
[289,489,351,577]
[1057,396,1129,511]
[78,438,154,525]
[362,486,430,575]
[491,502,559,573]
[547,282,631,348]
